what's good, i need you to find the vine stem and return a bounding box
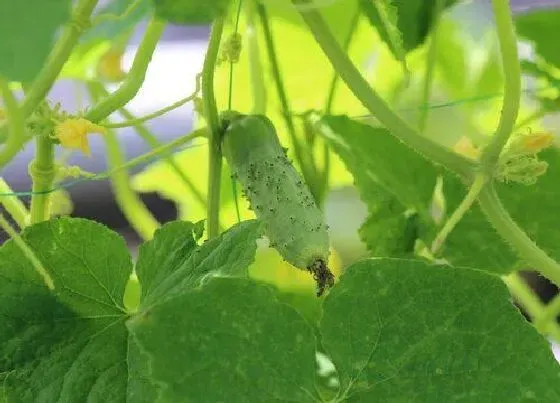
[431,173,486,254]
[418,0,445,133]
[257,4,314,183]
[535,291,560,338]
[88,82,160,240]
[102,73,200,128]
[90,80,208,209]
[93,129,207,180]
[104,129,160,240]
[0,78,26,171]
[0,213,54,290]
[29,136,56,224]
[21,0,99,118]
[0,178,29,228]
[299,8,475,179]
[203,18,225,239]
[480,0,521,170]
[503,272,560,342]
[85,16,166,123]
[478,184,560,287]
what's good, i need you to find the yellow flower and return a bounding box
[54,118,106,156]
[506,130,554,156]
[453,136,480,160]
[521,131,554,153]
[97,49,126,82]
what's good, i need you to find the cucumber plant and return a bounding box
[1,0,560,402]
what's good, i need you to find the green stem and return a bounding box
[503,272,560,342]
[245,0,266,114]
[85,17,166,123]
[99,128,207,179]
[325,9,360,114]
[102,75,201,128]
[89,80,208,208]
[203,18,225,239]
[431,173,486,254]
[0,213,54,290]
[0,178,29,228]
[0,79,26,170]
[503,272,544,318]
[418,0,445,133]
[104,129,160,240]
[22,0,99,117]
[299,9,475,179]
[29,136,56,223]
[535,292,560,333]
[480,0,521,170]
[478,184,560,287]
[257,4,314,182]
[118,107,208,207]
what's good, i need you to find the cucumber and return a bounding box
[221,113,334,296]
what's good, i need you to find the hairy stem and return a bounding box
[300,9,475,178]
[503,272,560,342]
[203,18,225,239]
[480,0,521,169]
[431,173,486,254]
[502,272,543,319]
[89,80,208,208]
[85,17,166,123]
[104,130,160,240]
[478,184,560,287]
[99,129,207,179]
[0,178,29,228]
[102,74,200,128]
[22,0,99,117]
[29,136,56,223]
[0,79,26,170]
[0,213,54,290]
[117,107,208,207]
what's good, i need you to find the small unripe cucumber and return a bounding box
[221,113,334,296]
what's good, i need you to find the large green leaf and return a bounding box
[516,9,560,68]
[443,148,560,272]
[317,115,438,257]
[151,0,231,24]
[321,258,560,401]
[128,277,319,402]
[0,218,266,401]
[320,115,560,275]
[138,219,263,307]
[0,0,71,82]
[359,0,406,71]
[82,0,150,44]
[0,218,131,401]
[361,0,458,54]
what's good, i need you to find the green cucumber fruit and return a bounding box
[221,113,334,296]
